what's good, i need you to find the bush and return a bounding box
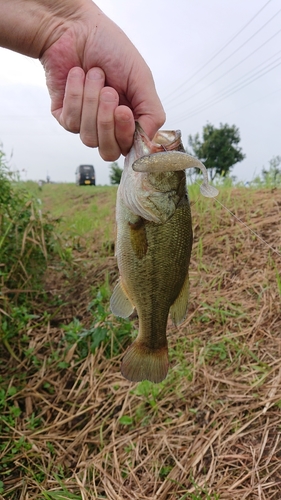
[0,147,59,315]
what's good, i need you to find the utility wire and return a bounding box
[218,84,281,120]
[183,56,281,117]
[170,49,281,118]
[165,27,281,112]
[211,195,281,258]
[174,58,281,122]
[162,0,273,101]
[163,3,280,105]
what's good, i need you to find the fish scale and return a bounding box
[110,123,218,383]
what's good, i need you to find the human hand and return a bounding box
[39,1,165,160]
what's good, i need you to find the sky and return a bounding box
[0,0,280,185]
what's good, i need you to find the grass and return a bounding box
[1,179,281,499]
[36,182,116,235]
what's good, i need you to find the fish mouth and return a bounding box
[132,123,219,199]
[134,123,183,155]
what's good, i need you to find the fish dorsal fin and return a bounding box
[110,280,134,318]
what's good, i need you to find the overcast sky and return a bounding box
[0,0,280,185]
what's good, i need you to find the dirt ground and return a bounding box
[1,186,281,499]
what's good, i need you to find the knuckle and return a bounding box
[62,112,81,133]
[156,110,166,130]
[65,120,80,134]
[81,133,98,148]
[83,95,99,107]
[99,120,114,131]
[99,149,120,162]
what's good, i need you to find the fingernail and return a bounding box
[87,68,104,80]
[69,67,84,78]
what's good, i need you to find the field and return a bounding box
[1,181,281,499]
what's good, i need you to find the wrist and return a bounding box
[0,0,98,58]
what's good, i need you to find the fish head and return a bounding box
[118,123,218,224]
[133,124,219,199]
[134,124,184,154]
[119,125,188,223]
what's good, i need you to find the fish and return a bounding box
[110,123,218,383]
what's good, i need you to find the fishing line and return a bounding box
[194,181,281,258]
[214,197,281,258]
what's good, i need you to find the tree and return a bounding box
[261,155,281,187]
[188,123,246,181]
[109,162,123,185]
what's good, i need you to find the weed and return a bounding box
[177,476,220,499]
[129,380,165,425]
[197,300,245,326]
[0,155,63,360]
[196,237,209,271]
[62,284,133,360]
[119,415,134,426]
[275,267,281,297]
[0,386,22,429]
[42,493,82,500]
[159,464,173,479]
[133,380,163,407]
[25,412,42,430]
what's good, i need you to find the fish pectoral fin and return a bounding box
[129,217,148,259]
[110,280,134,318]
[170,272,190,326]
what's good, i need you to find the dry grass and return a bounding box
[1,185,281,499]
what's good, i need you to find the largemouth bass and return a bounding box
[110,124,218,383]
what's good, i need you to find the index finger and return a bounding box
[128,67,166,140]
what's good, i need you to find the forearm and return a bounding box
[0,0,97,58]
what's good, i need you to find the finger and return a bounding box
[137,112,166,142]
[60,67,85,133]
[98,87,120,161]
[129,67,166,140]
[80,67,105,147]
[114,106,135,156]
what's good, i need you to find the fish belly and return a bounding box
[112,195,192,382]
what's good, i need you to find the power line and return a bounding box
[165,27,281,113]
[216,84,281,121]
[163,3,280,106]
[174,50,281,118]
[162,0,273,101]
[185,54,281,117]
[173,57,281,122]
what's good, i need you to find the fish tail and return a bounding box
[121,342,169,383]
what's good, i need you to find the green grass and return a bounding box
[38,183,116,234]
[41,489,82,499]
[62,282,134,360]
